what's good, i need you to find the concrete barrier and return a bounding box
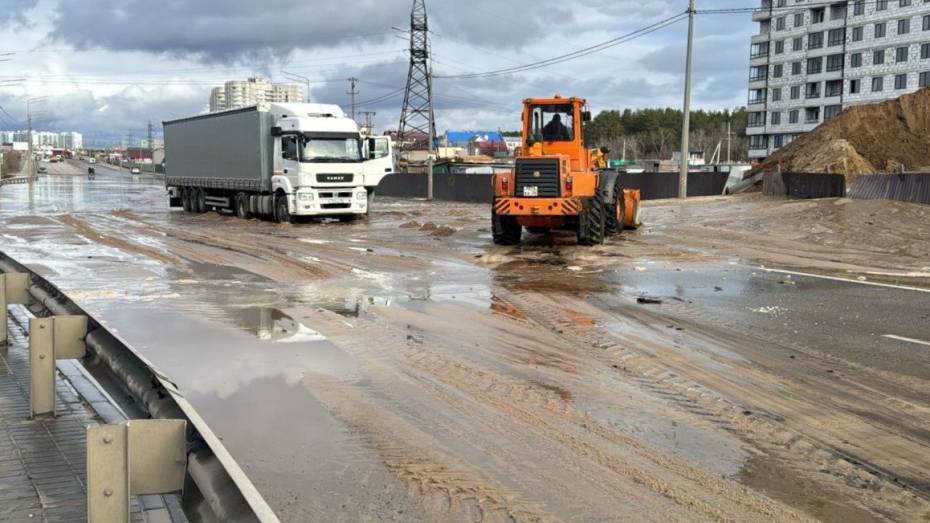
[762,172,846,199]
[377,171,728,203]
[849,172,930,204]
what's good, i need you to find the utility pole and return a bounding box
[398,0,436,200]
[359,111,376,133]
[347,77,359,122]
[147,120,155,173]
[678,0,696,199]
[726,120,732,164]
[26,97,47,177]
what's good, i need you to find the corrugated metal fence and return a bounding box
[762,172,846,198]
[848,173,930,204]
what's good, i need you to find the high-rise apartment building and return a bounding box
[208,77,306,112]
[747,0,930,158]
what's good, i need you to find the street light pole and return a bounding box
[679,0,696,199]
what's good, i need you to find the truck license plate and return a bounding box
[523,186,538,197]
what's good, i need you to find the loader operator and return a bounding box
[542,113,571,141]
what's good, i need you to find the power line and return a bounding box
[356,87,406,107]
[434,12,688,79]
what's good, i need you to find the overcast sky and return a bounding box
[0,0,754,146]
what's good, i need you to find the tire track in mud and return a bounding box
[303,308,809,522]
[106,211,328,279]
[57,214,182,265]
[494,290,930,521]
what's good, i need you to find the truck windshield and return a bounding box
[299,135,362,163]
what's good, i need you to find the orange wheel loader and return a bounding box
[492,95,641,245]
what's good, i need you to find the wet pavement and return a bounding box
[1,160,929,521]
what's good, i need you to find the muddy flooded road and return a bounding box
[2,162,929,522]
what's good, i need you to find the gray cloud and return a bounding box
[0,0,38,28]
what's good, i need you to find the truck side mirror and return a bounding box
[582,111,592,122]
[271,126,283,137]
[367,138,377,159]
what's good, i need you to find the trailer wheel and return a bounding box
[491,203,521,245]
[193,188,206,213]
[236,193,251,220]
[181,187,192,212]
[577,193,606,246]
[274,194,291,224]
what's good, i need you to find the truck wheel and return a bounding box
[577,194,606,246]
[236,193,251,219]
[181,187,192,212]
[491,204,521,245]
[605,178,625,236]
[274,195,291,224]
[194,188,206,213]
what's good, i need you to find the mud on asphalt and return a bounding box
[2,168,930,522]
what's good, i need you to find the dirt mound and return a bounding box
[754,87,930,181]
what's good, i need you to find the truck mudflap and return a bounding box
[494,197,583,216]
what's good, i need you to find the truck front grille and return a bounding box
[317,173,354,184]
[514,159,560,197]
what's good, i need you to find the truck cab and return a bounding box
[268,103,392,218]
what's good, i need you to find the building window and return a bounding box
[792,61,802,75]
[824,105,842,121]
[850,78,861,93]
[895,73,908,89]
[805,107,821,123]
[852,26,863,41]
[789,109,799,123]
[807,56,823,74]
[771,111,781,125]
[750,65,767,81]
[777,0,787,6]
[773,64,784,77]
[827,28,845,46]
[751,42,769,58]
[896,46,909,62]
[777,16,786,30]
[749,88,767,104]
[811,8,825,23]
[853,0,865,14]
[877,0,888,10]
[775,40,785,54]
[808,32,824,49]
[920,71,930,86]
[806,81,821,98]
[748,112,767,127]
[772,87,783,101]
[774,134,784,148]
[794,13,804,27]
[875,22,886,38]
[831,5,846,19]
[793,37,803,51]
[872,76,884,91]
[825,79,843,96]
[922,43,930,58]
[874,49,885,64]
[901,0,911,6]
[851,52,863,67]
[898,18,910,35]
[791,85,801,99]
[749,135,768,150]
[827,54,844,71]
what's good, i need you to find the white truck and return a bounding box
[164,102,394,222]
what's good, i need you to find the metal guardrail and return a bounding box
[0,252,280,523]
[0,176,30,186]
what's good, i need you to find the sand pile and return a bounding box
[754,87,930,181]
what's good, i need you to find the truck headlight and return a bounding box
[298,193,314,201]
[356,192,367,201]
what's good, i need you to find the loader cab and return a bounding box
[522,96,592,173]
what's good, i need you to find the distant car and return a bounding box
[37,165,47,173]
[130,167,141,174]
[88,158,96,164]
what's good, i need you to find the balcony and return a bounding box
[752,33,771,44]
[753,7,773,21]
[748,97,768,106]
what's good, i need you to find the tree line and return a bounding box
[502,107,749,162]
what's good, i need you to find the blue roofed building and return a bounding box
[442,130,505,148]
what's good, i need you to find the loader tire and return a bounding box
[577,193,606,246]
[605,178,625,236]
[492,204,521,245]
